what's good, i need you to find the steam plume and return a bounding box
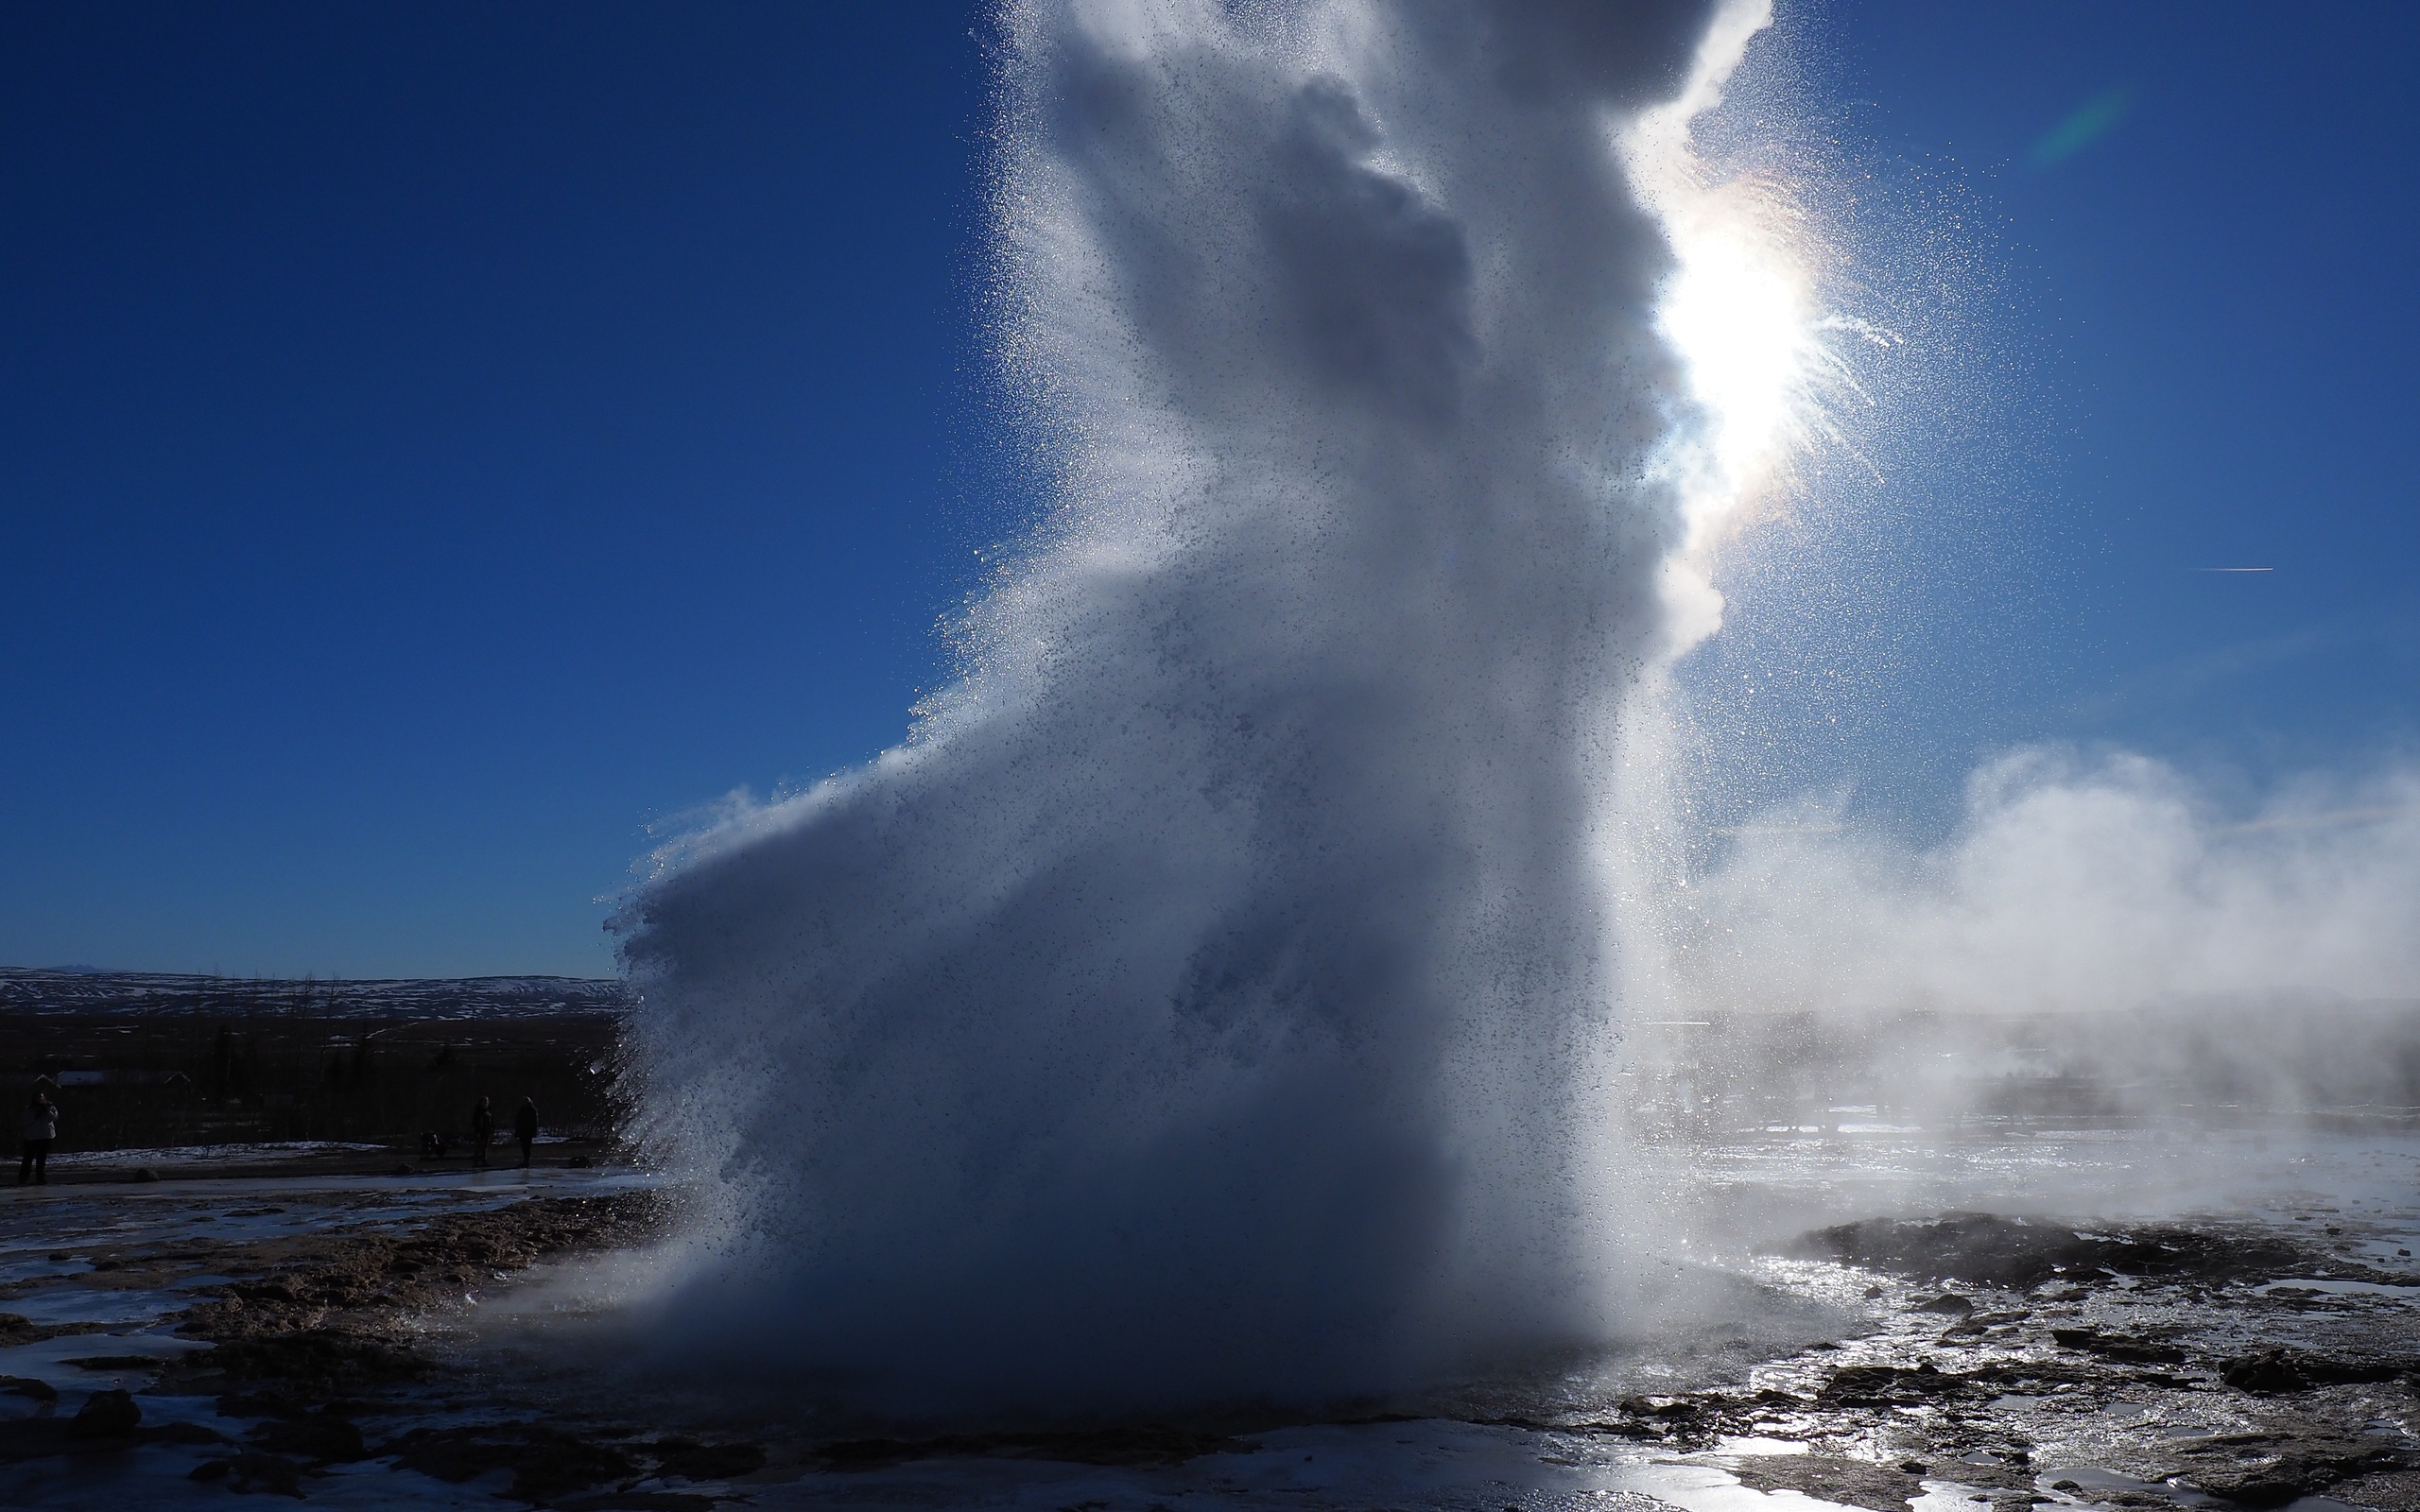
[617,0,1755,1412]
[1680,750,2420,1018]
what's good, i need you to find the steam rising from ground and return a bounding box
[618,0,1761,1413]
[1679,752,2420,1018]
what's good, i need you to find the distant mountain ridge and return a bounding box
[0,966,630,1019]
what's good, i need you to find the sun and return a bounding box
[1615,2,1841,648]
[1655,198,1816,503]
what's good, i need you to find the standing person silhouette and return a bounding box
[18,1091,57,1185]
[513,1097,539,1168]
[470,1095,495,1170]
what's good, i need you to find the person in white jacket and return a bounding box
[19,1091,58,1186]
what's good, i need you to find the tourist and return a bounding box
[19,1091,58,1185]
[470,1095,495,1169]
[513,1097,539,1169]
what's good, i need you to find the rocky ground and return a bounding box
[1541,1211,2420,1512]
[0,1184,758,1503]
[5,1187,2419,1508]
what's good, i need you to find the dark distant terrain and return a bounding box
[0,967,628,1021]
[0,969,628,1157]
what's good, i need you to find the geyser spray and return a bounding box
[618,0,1776,1414]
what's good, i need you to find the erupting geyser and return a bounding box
[617,0,1811,1413]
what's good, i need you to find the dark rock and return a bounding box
[649,1437,769,1481]
[2336,1469,2420,1509]
[389,1422,640,1502]
[2184,1454,2331,1506]
[0,1376,58,1403]
[0,1414,236,1467]
[68,1387,140,1437]
[1917,1295,1977,1315]
[251,1410,367,1462]
[2175,1430,2401,1506]
[2222,1350,2296,1394]
[2218,1348,2411,1393]
[0,1419,71,1464]
[1817,1365,1973,1407]
[1785,1212,2313,1290]
[199,1330,426,1394]
[220,1450,305,1497]
[62,1354,173,1373]
[130,1167,160,1183]
[2051,1328,2187,1364]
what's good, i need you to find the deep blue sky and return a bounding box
[3,2,2412,977]
[1809,0,2420,793]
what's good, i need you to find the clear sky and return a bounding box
[3,1,2413,979]
[1813,1,2420,784]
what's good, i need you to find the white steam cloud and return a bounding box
[617,0,1759,1415]
[1677,750,2420,1017]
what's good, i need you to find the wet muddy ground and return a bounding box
[1605,1210,2420,1512]
[4,1130,2419,1510]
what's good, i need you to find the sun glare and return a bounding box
[1616,5,1839,653]
[1656,211,1813,497]
[1615,0,1823,543]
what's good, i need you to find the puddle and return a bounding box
[2037,1466,2367,1512]
[0,1286,184,1328]
[0,1257,91,1286]
[0,1327,211,1383]
[1710,1436,1814,1457]
[2257,1277,2420,1300]
[43,1141,389,1170]
[1616,1462,1852,1512]
[1912,1485,2022,1512]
